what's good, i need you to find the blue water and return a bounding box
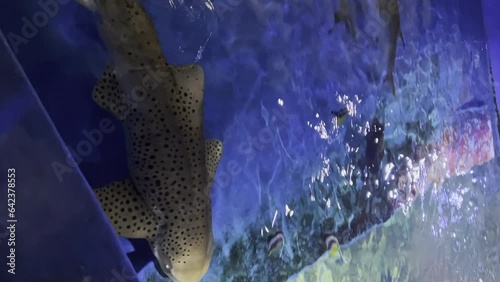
[0,0,499,281]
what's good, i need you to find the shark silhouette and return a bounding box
[76,1,223,281]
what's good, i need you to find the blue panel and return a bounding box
[0,30,139,282]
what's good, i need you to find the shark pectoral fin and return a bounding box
[92,65,129,121]
[94,179,157,239]
[206,139,223,182]
[400,32,405,48]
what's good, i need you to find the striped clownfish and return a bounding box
[267,231,285,256]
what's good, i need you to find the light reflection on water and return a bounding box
[289,161,500,282]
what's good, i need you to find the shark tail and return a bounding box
[384,72,397,97]
[92,65,131,120]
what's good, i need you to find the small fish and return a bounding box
[334,0,357,41]
[379,0,405,97]
[267,231,285,256]
[331,107,349,125]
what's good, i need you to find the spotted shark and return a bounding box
[75,1,223,281]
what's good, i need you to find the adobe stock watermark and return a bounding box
[51,64,170,182]
[7,0,72,54]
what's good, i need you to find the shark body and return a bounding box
[76,1,222,281]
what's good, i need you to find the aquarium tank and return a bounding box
[0,0,499,281]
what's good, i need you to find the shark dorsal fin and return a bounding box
[206,139,223,181]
